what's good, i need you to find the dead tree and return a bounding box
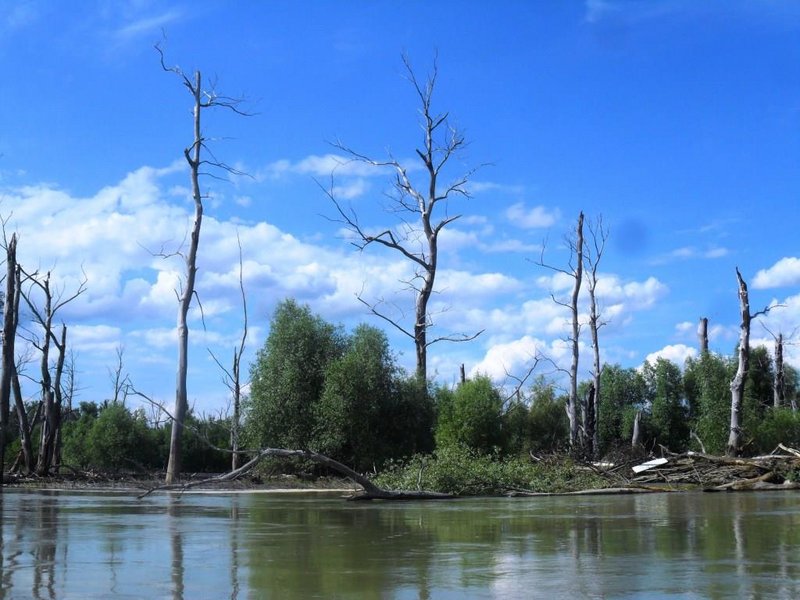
[537,211,584,448]
[584,215,607,458]
[208,232,248,471]
[157,45,248,484]
[19,269,86,475]
[328,55,482,382]
[698,317,709,354]
[727,268,772,456]
[0,232,17,481]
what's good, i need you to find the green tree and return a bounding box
[598,365,646,452]
[435,375,503,454]
[314,324,400,472]
[643,358,689,451]
[86,403,154,471]
[686,352,734,454]
[246,299,346,449]
[527,378,568,453]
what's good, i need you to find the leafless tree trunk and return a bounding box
[538,212,584,448]
[631,410,642,448]
[0,233,17,480]
[727,268,772,456]
[631,409,642,448]
[698,317,709,354]
[209,233,248,471]
[774,333,785,408]
[585,216,607,458]
[328,55,482,382]
[157,45,248,484]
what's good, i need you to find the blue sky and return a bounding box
[1,0,800,416]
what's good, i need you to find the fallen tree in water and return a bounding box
[138,447,454,500]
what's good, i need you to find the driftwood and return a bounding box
[138,447,453,501]
[623,445,800,491]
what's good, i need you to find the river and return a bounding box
[1,488,798,599]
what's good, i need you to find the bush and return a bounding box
[754,408,800,454]
[374,445,608,496]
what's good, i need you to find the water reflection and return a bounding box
[0,490,799,598]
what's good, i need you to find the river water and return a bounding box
[1,488,799,599]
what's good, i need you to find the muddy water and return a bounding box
[1,489,799,598]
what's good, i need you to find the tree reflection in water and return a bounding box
[0,490,799,598]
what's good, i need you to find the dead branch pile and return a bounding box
[623,444,800,491]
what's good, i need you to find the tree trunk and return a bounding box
[727,268,750,456]
[584,382,596,459]
[632,410,642,448]
[698,317,708,354]
[0,234,17,481]
[167,70,203,485]
[774,333,785,408]
[567,212,584,448]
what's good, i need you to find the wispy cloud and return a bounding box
[113,9,183,42]
[650,245,729,265]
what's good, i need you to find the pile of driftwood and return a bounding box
[607,444,800,492]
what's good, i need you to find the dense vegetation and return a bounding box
[2,296,797,495]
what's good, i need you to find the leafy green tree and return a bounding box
[643,358,689,451]
[502,397,530,456]
[314,324,400,472]
[743,346,774,447]
[686,352,734,454]
[246,299,346,449]
[527,377,568,453]
[598,365,646,452]
[435,375,503,454]
[86,403,154,470]
[181,413,232,473]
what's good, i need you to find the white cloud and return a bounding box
[114,10,183,41]
[753,257,800,289]
[505,203,560,229]
[645,344,697,367]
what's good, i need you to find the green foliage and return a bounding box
[742,346,775,447]
[245,299,346,449]
[81,402,155,470]
[754,407,800,454]
[374,445,607,496]
[643,358,689,451]
[501,398,530,455]
[687,352,734,454]
[527,378,568,453]
[180,414,232,473]
[435,376,503,454]
[598,365,646,452]
[314,324,430,472]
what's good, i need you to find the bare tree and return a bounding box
[584,215,607,458]
[762,324,798,409]
[328,55,482,382]
[0,231,17,481]
[108,345,130,405]
[156,44,248,484]
[19,269,86,475]
[698,317,709,354]
[208,232,248,471]
[727,268,773,456]
[537,211,584,448]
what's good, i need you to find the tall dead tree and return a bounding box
[584,215,607,458]
[727,268,772,456]
[698,317,709,354]
[0,233,17,480]
[329,55,482,382]
[774,332,785,408]
[157,45,248,484]
[537,211,584,448]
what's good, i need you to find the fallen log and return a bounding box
[138,447,454,501]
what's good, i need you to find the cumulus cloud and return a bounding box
[645,344,697,367]
[753,257,800,289]
[505,203,560,229]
